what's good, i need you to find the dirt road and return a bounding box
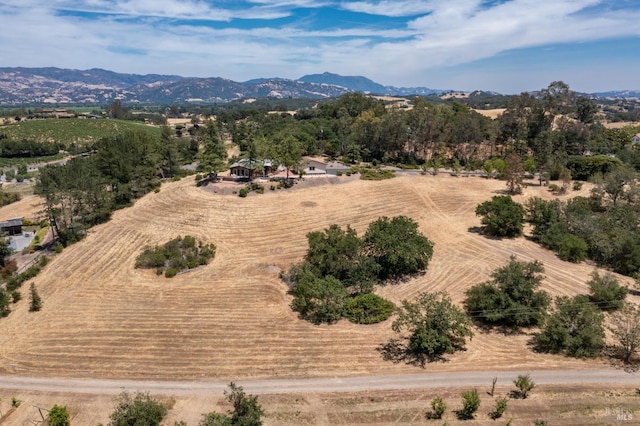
[0,369,636,396]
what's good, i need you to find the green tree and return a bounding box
[304,224,377,292]
[608,302,640,363]
[48,404,70,426]
[458,388,480,420]
[363,215,434,280]
[0,236,11,267]
[475,196,526,237]
[226,382,264,426]
[108,391,167,426]
[534,295,605,358]
[289,269,347,324]
[587,270,627,311]
[513,374,535,399]
[392,291,474,361]
[465,257,550,327]
[200,383,264,426]
[274,133,303,179]
[29,283,42,312]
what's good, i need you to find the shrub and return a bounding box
[360,168,395,180]
[135,236,216,278]
[108,391,167,426]
[238,187,249,197]
[459,389,480,420]
[557,234,588,262]
[490,397,508,419]
[345,170,352,176]
[53,243,64,253]
[587,270,627,311]
[513,374,535,399]
[336,170,343,176]
[48,404,70,426]
[11,290,21,303]
[548,183,560,192]
[29,283,42,312]
[344,293,395,324]
[573,181,583,190]
[427,395,446,420]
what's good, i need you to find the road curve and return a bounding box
[0,369,637,396]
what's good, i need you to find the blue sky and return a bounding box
[1,0,639,93]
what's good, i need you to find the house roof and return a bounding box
[0,217,23,228]
[229,158,269,170]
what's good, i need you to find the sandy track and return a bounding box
[0,174,635,381]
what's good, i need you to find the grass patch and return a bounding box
[135,235,216,278]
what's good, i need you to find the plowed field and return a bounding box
[0,174,634,380]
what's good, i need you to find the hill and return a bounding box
[0,173,632,383]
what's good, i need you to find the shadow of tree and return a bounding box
[377,338,449,368]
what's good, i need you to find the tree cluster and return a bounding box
[36,129,195,245]
[135,235,216,278]
[288,216,433,324]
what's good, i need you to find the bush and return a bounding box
[459,389,480,420]
[427,395,446,420]
[513,374,535,399]
[135,236,216,278]
[48,404,70,426]
[573,181,583,190]
[360,168,395,180]
[290,274,347,324]
[557,234,588,262]
[548,183,560,192]
[11,290,21,303]
[344,293,395,324]
[587,270,627,311]
[238,187,249,197]
[29,283,42,312]
[336,170,343,176]
[490,397,508,419]
[108,391,167,426]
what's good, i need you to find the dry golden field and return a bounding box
[1,173,639,424]
[1,173,635,381]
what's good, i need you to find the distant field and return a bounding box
[0,118,161,145]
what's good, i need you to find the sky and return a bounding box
[1,0,639,94]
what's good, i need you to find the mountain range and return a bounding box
[0,68,443,105]
[0,67,638,105]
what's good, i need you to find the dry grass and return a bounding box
[1,384,637,425]
[0,174,634,383]
[473,108,506,119]
[0,194,43,221]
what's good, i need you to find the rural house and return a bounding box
[229,158,273,179]
[632,133,640,144]
[0,217,23,236]
[302,157,327,175]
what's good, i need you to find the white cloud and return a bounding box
[0,0,639,91]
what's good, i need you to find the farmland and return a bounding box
[0,118,161,146]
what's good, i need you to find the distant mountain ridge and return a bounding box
[0,67,637,105]
[0,67,446,105]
